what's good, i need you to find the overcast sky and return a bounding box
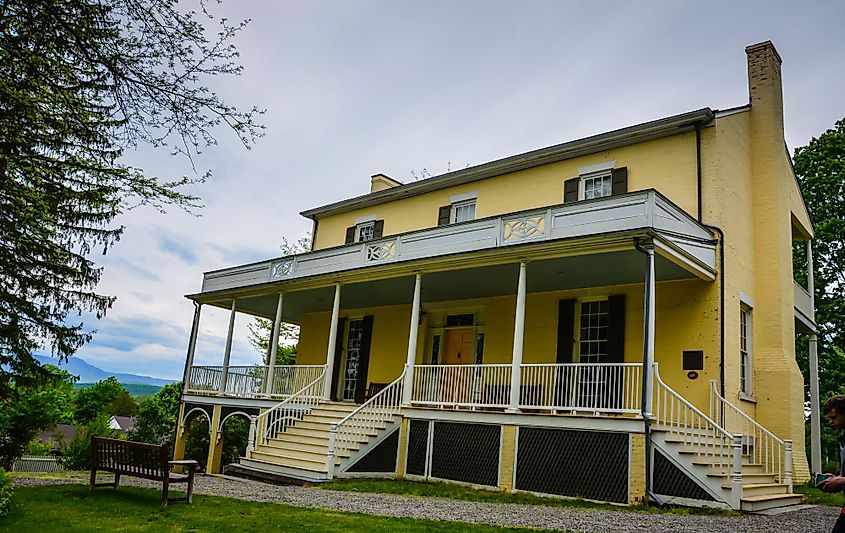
[49,0,845,381]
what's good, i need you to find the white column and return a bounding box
[641,243,656,418]
[807,241,822,474]
[182,303,203,393]
[265,293,285,396]
[508,262,528,412]
[323,284,342,400]
[402,273,423,405]
[220,299,237,393]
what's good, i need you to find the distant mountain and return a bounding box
[34,355,175,386]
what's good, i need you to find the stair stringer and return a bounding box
[336,416,401,476]
[650,430,733,509]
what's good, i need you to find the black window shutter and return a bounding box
[345,226,356,244]
[372,220,384,239]
[354,315,375,403]
[611,167,628,195]
[556,299,576,363]
[563,178,579,203]
[330,317,347,402]
[607,295,626,363]
[437,205,451,226]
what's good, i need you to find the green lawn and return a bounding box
[316,479,739,516]
[3,485,542,532]
[795,483,845,507]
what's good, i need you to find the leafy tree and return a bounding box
[184,415,210,470]
[0,366,74,469]
[104,390,139,418]
[73,376,127,424]
[59,415,121,470]
[131,382,181,452]
[0,0,263,398]
[793,117,845,465]
[248,236,311,362]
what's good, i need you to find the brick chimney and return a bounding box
[746,40,784,143]
[370,173,403,193]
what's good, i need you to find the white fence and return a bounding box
[412,364,512,408]
[186,364,326,398]
[12,456,63,472]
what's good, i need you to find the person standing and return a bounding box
[820,396,845,532]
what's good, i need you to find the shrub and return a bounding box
[0,467,12,517]
[59,416,121,470]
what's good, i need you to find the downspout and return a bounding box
[634,237,662,506]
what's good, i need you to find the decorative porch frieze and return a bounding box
[365,240,396,262]
[503,215,546,241]
[270,259,294,279]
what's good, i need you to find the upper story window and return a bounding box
[563,164,627,204]
[437,193,478,226]
[344,219,384,244]
[451,200,476,223]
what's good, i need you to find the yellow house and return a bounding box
[174,41,819,511]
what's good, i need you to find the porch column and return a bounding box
[508,261,527,413]
[265,292,284,396]
[323,283,342,400]
[181,302,202,394]
[807,241,822,473]
[641,243,656,418]
[402,273,422,405]
[219,299,237,394]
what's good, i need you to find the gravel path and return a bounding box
[12,473,838,532]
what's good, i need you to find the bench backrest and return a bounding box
[91,436,168,479]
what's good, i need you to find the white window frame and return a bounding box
[451,199,477,223]
[740,304,753,398]
[574,297,610,363]
[580,171,613,201]
[355,221,375,242]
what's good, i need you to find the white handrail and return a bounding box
[653,364,735,477]
[520,363,642,413]
[709,381,791,488]
[252,366,326,452]
[328,369,406,477]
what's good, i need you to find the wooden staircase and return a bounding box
[237,401,393,482]
[653,428,802,511]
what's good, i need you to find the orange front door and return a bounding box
[443,328,474,365]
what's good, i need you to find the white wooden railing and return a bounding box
[270,365,326,397]
[653,364,735,476]
[328,369,406,477]
[411,364,512,408]
[187,365,223,393]
[520,363,642,413]
[710,381,792,490]
[223,365,266,397]
[252,368,326,451]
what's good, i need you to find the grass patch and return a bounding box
[315,478,739,516]
[794,483,844,507]
[4,484,542,532]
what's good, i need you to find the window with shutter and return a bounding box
[563,166,628,203]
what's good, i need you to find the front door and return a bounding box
[442,328,474,404]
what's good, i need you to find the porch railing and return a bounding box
[520,363,642,413]
[252,367,326,451]
[185,364,327,398]
[186,365,224,393]
[411,364,512,408]
[709,381,792,490]
[653,364,734,476]
[270,365,326,397]
[222,365,266,397]
[328,369,406,477]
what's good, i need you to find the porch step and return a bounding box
[283,424,332,438]
[742,483,789,497]
[713,472,777,486]
[272,432,330,447]
[249,449,331,472]
[257,443,350,461]
[741,493,804,512]
[237,457,329,482]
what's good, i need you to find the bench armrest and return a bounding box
[169,460,198,472]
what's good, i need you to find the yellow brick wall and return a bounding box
[313,133,698,250]
[499,425,517,492]
[628,433,647,504]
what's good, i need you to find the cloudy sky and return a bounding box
[51,0,845,381]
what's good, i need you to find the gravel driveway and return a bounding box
[12,473,838,532]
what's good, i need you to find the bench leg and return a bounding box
[114,473,120,490]
[187,473,194,504]
[89,468,96,491]
[162,480,169,507]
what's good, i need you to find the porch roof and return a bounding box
[189,189,717,321]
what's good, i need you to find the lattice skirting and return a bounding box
[652,448,715,501]
[346,429,400,473]
[515,427,629,503]
[404,420,501,487]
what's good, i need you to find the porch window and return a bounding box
[344,220,384,244]
[740,306,752,396]
[343,319,365,401]
[582,172,613,200]
[356,222,374,242]
[578,300,609,362]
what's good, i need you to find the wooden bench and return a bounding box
[89,436,198,506]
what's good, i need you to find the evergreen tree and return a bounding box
[0,0,262,397]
